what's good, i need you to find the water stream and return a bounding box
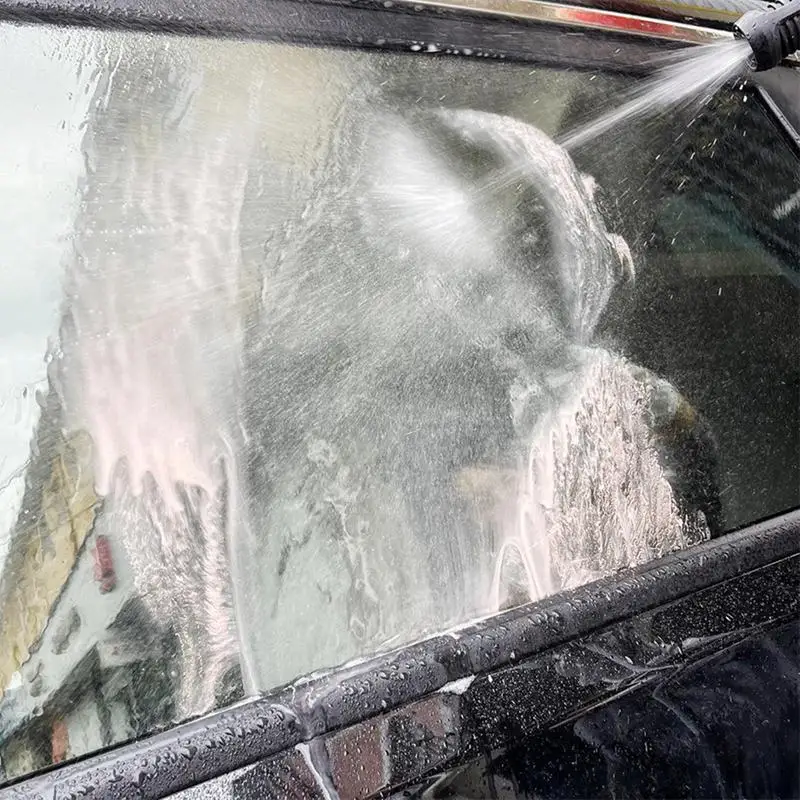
[365,108,707,613]
[560,39,752,150]
[454,39,752,204]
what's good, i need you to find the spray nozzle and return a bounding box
[734,0,800,71]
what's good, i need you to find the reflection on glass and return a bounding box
[0,20,797,782]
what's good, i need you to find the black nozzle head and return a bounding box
[734,1,800,72]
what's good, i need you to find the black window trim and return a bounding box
[755,79,800,154]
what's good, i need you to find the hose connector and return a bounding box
[734,0,800,71]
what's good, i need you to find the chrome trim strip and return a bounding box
[389,0,732,42]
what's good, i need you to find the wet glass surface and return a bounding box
[0,21,797,781]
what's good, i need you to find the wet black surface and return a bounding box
[5,510,797,799]
[230,556,799,798]
[401,619,799,799]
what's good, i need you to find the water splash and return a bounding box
[245,105,713,662]
[366,109,708,615]
[492,349,708,607]
[560,39,751,150]
[432,108,635,345]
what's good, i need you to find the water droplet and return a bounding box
[179,744,197,759]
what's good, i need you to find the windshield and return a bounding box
[0,20,797,781]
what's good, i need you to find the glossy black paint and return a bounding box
[230,559,799,799]
[3,510,797,799]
